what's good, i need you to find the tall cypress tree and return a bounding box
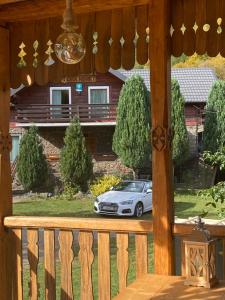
[60,118,93,192]
[112,75,150,177]
[203,80,225,153]
[171,79,189,166]
[17,126,48,191]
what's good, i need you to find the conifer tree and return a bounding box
[60,118,93,192]
[171,79,189,166]
[17,126,48,191]
[112,75,150,177]
[203,80,225,153]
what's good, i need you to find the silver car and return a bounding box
[94,180,152,217]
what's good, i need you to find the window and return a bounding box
[50,87,71,105]
[50,87,71,117]
[88,86,109,104]
[88,86,110,119]
[10,135,20,162]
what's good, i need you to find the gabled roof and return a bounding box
[111,68,217,103]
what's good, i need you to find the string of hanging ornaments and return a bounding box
[54,0,86,64]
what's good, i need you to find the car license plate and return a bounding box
[102,206,115,211]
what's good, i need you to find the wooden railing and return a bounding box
[4,216,225,299]
[4,216,153,300]
[15,104,117,124]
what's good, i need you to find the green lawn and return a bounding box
[13,189,220,219]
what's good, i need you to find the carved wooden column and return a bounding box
[0,26,13,299]
[149,0,174,275]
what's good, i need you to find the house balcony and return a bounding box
[13,103,117,127]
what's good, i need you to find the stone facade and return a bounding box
[186,124,204,157]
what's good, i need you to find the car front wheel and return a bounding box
[134,202,143,217]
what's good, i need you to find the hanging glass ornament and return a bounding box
[54,0,86,64]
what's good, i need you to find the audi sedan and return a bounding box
[94,180,152,217]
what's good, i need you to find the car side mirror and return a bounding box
[146,189,152,194]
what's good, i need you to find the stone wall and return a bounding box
[93,159,132,177]
[186,124,204,157]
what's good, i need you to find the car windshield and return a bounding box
[113,181,144,193]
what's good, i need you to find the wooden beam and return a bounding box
[149,0,174,275]
[0,0,149,22]
[0,26,13,300]
[0,0,25,4]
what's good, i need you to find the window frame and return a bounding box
[50,86,72,105]
[88,86,110,105]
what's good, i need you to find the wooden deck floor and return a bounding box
[113,274,225,299]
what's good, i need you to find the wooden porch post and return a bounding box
[149,0,174,275]
[0,26,13,299]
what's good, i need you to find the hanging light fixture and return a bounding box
[54,0,86,64]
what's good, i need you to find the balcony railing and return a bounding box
[14,104,117,124]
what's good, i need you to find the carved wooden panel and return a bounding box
[8,1,225,88]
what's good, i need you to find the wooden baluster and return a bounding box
[27,229,39,300]
[44,229,56,300]
[13,228,23,300]
[135,234,148,279]
[98,232,111,300]
[117,233,129,292]
[79,231,94,300]
[58,230,74,300]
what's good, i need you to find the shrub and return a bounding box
[112,75,151,178]
[60,118,93,192]
[17,126,48,191]
[199,182,225,218]
[59,183,79,201]
[90,175,121,197]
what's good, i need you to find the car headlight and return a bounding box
[120,200,133,205]
[95,197,100,203]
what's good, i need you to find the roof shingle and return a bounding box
[114,68,217,103]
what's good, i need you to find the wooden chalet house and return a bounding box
[10,68,216,164]
[1,0,225,299]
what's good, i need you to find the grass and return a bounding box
[13,189,221,219]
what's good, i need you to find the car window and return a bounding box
[144,182,152,192]
[113,181,144,193]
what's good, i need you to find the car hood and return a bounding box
[98,191,140,203]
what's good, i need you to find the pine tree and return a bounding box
[17,126,48,191]
[171,79,189,166]
[112,75,150,177]
[203,80,225,153]
[60,118,93,192]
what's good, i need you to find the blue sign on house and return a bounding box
[75,83,83,92]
